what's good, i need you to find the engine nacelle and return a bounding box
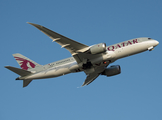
[89,43,106,54]
[101,65,121,77]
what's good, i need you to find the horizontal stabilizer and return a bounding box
[5,66,31,76]
[23,80,32,87]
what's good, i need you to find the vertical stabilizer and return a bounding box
[13,53,42,71]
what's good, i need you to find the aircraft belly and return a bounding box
[45,67,71,78]
[25,67,71,79]
[69,62,81,72]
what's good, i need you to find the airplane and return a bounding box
[5,22,159,87]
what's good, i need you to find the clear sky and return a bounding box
[1,0,162,120]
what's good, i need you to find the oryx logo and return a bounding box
[14,57,36,70]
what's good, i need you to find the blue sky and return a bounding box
[1,0,162,120]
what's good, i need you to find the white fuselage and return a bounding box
[21,38,159,80]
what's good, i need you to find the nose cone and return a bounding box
[150,40,159,47]
[154,40,159,46]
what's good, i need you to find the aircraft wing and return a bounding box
[28,22,99,64]
[28,22,89,55]
[82,72,100,86]
[82,65,107,86]
[28,23,108,86]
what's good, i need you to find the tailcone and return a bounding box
[16,77,20,80]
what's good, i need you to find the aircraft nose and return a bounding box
[154,40,159,46]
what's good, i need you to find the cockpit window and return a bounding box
[148,38,152,40]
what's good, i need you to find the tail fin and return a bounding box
[13,53,42,71]
[5,66,33,87]
[6,53,41,87]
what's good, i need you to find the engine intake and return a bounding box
[89,43,106,54]
[102,65,121,77]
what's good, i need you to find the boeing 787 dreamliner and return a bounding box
[5,23,159,87]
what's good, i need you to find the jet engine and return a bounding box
[89,43,106,54]
[101,65,121,77]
